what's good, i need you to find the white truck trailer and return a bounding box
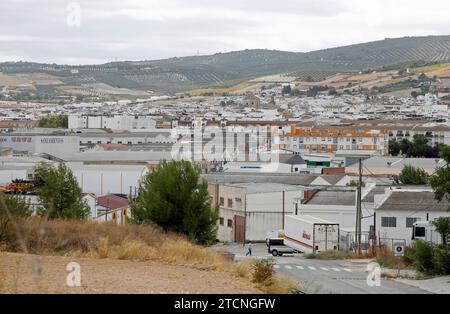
[284,214,340,254]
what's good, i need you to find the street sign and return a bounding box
[393,242,405,257]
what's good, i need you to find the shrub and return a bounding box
[403,246,415,266]
[432,245,450,275]
[252,259,274,285]
[412,240,435,274]
[375,245,398,268]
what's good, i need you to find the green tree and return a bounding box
[347,180,366,187]
[38,115,68,128]
[389,139,401,156]
[34,163,90,220]
[410,134,429,157]
[430,145,450,203]
[132,160,218,245]
[394,165,429,185]
[432,217,450,245]
[399,138,412,156]
[0,193,31,242]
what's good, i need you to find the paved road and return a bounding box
[270,257,428,294]
[222,243,429,294]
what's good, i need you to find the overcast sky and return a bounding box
[1,0,449,65]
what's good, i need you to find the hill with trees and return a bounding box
[2,35,450,94]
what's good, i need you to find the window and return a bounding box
[227,219,233,228]
[235,197,242,203]
[227,198,233,208]
[219,197,224,206]
[406,217,420,228]
[414,227,426,237]
[219,217,224,226]
[381,217,397,228]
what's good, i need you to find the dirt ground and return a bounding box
[0,252,260,294]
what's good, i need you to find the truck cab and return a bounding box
[412,221,442,244]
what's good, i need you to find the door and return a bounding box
[313,225,339,252]
[234,215,245,243]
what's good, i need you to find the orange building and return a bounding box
[276,125,389,155]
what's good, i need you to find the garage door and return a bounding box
[234,215,245,243]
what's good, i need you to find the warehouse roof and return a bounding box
[47,151,173,163]
[202,173,318,185]
[226,182,305,194]
[377,191,450,212]
[362,185,387,203]
[351,157,446,170]
[281,154,306,165]
[97,194,129,209]
[306,189,356,206]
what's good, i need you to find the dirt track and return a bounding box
[0,252,260,294]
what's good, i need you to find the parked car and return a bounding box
[266,237,297,256]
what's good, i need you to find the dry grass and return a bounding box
[232,258,300,294]
[1,217,298,293]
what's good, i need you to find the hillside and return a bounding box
[0,252,260,294]
[0,218,297,294]
[1,35,450,95]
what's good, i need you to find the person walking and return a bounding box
[245,241,252,256]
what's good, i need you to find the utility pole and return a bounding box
[356,158,363,254]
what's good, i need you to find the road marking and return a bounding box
[320,267,329,271]
[284,265,292,269]
[343,268,352,273]
[331,268,341,272]
[274,265,280,269]
[308,266,316,270]
[296,266,304,270]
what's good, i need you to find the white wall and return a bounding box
[298,204,374,232]
[69,165,147,196]
[375,210,450,246]
[245,189,302,241]
[0,169,27,183]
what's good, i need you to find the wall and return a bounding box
[0,135,80,154]
[215,185,246,242]
[245,189,302,241]
[69,165,147,196]
[375,210,450,246]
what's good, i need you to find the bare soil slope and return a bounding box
[0,252,260,294]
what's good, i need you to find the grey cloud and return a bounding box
[0,0,449,64]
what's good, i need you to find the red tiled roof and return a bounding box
[97,194,129,209]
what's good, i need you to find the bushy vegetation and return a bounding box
[389,135,444,158]
[132,160,218,245]
[0,193,31,244]
[38,115,68,128]
[394,165,429,185]
[430,145,450,203]
[252,259,274,285]
[34,163,90,220]
[405,241,450,275]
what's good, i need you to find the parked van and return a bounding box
[265,236,297,257]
